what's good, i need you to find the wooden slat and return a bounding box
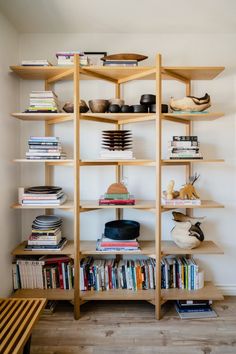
[80,289,155,301]
[11,200,74,210]
[161,159,224,165]
[161,240,224,255]
[162,66,225,80]
[10,66,73,80]
[12,289,74,300]
[11,240,74,256]
[13,159,74,166]
[162,112,224,122]
[80,159,155,166]
[11,113,73,123]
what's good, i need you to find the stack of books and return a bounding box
[18,186,67,206]
[99,182,135,205]
[25,215,67,251]
[100,130,134,160]
[169,136,202,159]
[12,255,73,289]
[96,237,140,252]
[80,257,156,291]
[175,300,217,319]
[56,51,89,66]
[103,60,138,67]
[161,256,203,290]
[26,136,66,160]
[21,59,52,66]
[161,198,201,206]
[25,91,59,113]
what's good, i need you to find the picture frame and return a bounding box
[84,52,107,66]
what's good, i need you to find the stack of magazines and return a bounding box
[18,186,67,206]
[56,51,89,66]
[96,237,140,252]
[175,300,217,319]
[21,59,51,66]
[25,91,59,113]
[80,257,155,291]
[25,215,67,251]
[26,136,66,160]
[169,136,202,159]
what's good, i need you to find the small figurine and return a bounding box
[170,93,211,112]
[179,174,200,200]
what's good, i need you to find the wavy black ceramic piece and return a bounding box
[140,94,156,105]
[108,104,121,113]
[121,105,132,113]
[131,104,148,113]
[104,220,140,240]
[149,104,168,113]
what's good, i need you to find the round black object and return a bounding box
[140,94,156,105]
[149,104,168,113]
[121,105,132,113]
[104,220,140,240]
[108,104,121,113]
[131,104,148,113]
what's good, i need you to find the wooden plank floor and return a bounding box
[31,297,236,354]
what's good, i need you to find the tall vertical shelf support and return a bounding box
[74,55,80,319]
[155,54,162,319]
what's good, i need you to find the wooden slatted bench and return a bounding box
[0,298,46,354]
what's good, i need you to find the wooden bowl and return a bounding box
[88,99,109,113]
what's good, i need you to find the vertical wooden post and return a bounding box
[185,80,193,217]
[115,83,122,220]
[155,54,162,320]
[73,54,80,319]
[45,80,52,216]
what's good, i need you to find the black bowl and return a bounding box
[121,105,133,113]
[104,220,140,240]
[131,104,148,113]
[150,104,168,113]
[108,104,121,113]
[140,94,156,105]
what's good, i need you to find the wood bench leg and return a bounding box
[23,335,32,354]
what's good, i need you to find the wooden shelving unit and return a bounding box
[10,55,225,320]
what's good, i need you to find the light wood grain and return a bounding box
[81,290,155,301]
[11,112,74,123]
[162,112,224,122]
[10,66,74,80]
[162,66,225,80]
[13,159,74,165]
[80,159,156,166]
[161,240,223,255]
[161,159,224,165]
[12,289,74,300]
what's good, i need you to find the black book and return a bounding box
[173,136,198,142]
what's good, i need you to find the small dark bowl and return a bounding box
[140,94,156,105]
[150,104,168,113]
[131,104,148,113]
[108,104,121,113]
[121,105,133,113]
[104,220,140,240]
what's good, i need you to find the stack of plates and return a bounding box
[20,185,67,206]
[25,186,62,194]
[32,215,62,230]
[100,130,134,160]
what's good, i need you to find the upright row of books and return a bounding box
[161,256,204,290]
[12,256,73,290]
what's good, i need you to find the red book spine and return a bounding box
[101,242,138,247]
[58,263,64,289]
[108,265,112,289]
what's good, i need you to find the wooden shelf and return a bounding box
[81,112,156,125]
[162,240,223,255]
[11,200,74,210]
[11,113,73,124]
[161,281,224,301]
[162,112,224,124]
[13,159,74,166]
[80,289,155,301]
[80,240,155,256]
[12,289,74,300]
[162,67,224,81]
[11,240,74,256]
[80,159,155,166]
[162,200,224,210]
[162,159,224,165]
[80,200,155,211]
[10,66,74,81]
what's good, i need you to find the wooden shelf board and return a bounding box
[162,200,224,210]
[80,240,155,256]
[162,112,224,122]
[12,240,74,256]
[162,240,223,255]
[162,282,224,301]
[12,289,74,300]
[11,112,73,123]
[13,159,74,166]
[80,159,155,166]
[11,200,74,210]
[10,66,74,80]
[81,112,156,124]
[162,67,225,80]
[162,159,224,165]
[80,289,155,301]
[80,200,155,210]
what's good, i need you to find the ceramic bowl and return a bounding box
[109,98,125,107]
[88,99,109,113]
[131,104,148,113]
[108,104,121,113]
[150,104,168,113]
[140,94,156,105]
[63,100,89,113]
[121,105,133,113]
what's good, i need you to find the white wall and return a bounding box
[0,13,20,296]
[19,33,236,293]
